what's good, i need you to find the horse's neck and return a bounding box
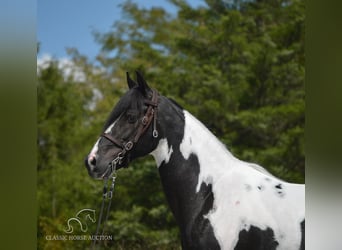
[151,109,242,227]
[179,111,276,183]
[178,111,243,189]
[152,108,238,172]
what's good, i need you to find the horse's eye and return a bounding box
[127,111,138,123]
[128,116,136,123]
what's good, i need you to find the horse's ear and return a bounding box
[126,72,137,89]
[136,71,151,96]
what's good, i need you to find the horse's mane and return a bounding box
[165,97,185,121]
[167,96,278,180]
[167,97,184,110]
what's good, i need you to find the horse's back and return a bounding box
[206,165,304,250]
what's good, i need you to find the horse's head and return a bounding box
[85,71,160,179]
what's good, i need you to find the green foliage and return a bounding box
[38,0,305,249]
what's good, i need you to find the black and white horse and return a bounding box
[85,72,305,250]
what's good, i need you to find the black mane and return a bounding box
[167,97,184,110]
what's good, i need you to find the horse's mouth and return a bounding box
[85,153,130,180]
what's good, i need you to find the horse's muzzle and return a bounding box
[84,154,129,180]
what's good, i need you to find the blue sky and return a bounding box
[38,0,204,61]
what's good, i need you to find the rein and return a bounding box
[91,89,159,248]
[92,166,117,249]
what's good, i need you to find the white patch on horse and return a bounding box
[179,110,305,250]
[104,121,116,133]
[87,139,100,170]
[89,140,99,159]
[87,116,121,167]
[179,111,237,192]
[150,138,173,167]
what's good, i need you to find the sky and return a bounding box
[37,0,205,62]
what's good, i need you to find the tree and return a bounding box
[37,60,102,249]
[95,0,305,181]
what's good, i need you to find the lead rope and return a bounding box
[101,173,116,236]
[91,164,117,249]
[91,179,108,249]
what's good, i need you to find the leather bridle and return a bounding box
[92,89,159,249]
[100,88,159,178]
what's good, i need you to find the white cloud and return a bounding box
[37,54,109,111]
[37,54,86,82]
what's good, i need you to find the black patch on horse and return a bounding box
[234,226,279,250]
[156,99,220,249]
[159,153,220,250]
[300,220,305,250]
[276,191,285,198]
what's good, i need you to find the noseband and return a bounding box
[100,89,159,177]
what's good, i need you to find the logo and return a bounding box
[44,208,112,241]
[64,208,96,233]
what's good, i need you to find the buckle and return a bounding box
[107,191,113,199]
[125,141,133,151]
[142,116,148,125]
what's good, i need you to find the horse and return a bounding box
[85,71,305,250]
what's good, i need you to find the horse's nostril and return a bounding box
[90,156,96,166]
[85,155,97,168]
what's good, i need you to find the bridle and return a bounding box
[92,89,159,249]
[100,88,159,177]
